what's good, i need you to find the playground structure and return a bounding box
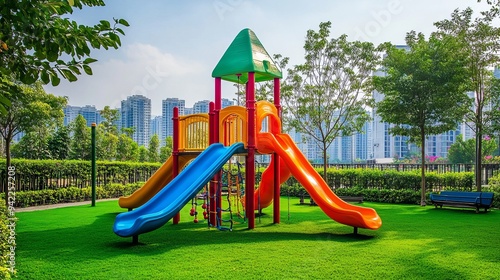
[113,28,382,240]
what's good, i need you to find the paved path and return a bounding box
[15,198,118,213]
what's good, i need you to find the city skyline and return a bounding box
[61,92,477,163]
[43,1,491,116]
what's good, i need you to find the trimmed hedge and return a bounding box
[0,182,143,208]
[280,168,477,205]
[0,159,160,191]
[0,203,13,279]
[483,175,500,209]
[0,161,489,207]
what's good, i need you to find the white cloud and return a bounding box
[45,43,209,115]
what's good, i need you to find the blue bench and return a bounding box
[430,191,494,213]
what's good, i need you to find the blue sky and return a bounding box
[45,0,492,116]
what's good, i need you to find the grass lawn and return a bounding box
[13,197,500,280]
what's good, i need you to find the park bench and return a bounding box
[299,194,363,205]
[430,191,494,213]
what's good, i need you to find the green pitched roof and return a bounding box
[212,28,282,84]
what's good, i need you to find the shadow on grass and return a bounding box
[15,202,500,280]
[16,207,378,264]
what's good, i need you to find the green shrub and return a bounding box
[4,183,143,208]
[280,168,475,205]
[484,176,500,208]
[0,203,14,279]
[0,159,160,191]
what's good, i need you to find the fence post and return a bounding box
[91,123,96,207]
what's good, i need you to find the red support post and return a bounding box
[208,102,216,227]
[215,77,222,144]
[273,78,281,224]
[274,77,281,120]
[172,107,180,224]
[214,78,222,224]
[246,72,256,229]
[209,102,215,144]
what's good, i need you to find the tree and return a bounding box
[0,0,129,112]
[374,33,469,205]
[11,130,51,159]
[95,125,118,161]
[159,136,173,162]
[478,0,500,19]
[48,125,71,160]
[69,115,91,160]
[148,134,160,162]
[138,146,148,162]
[434,8,500,191]
[281,21,378,180]
[0,81,66,206]
[116,133,139,161]
[447,135,497,164]
[121,127,135,138]
[99,106,120,135]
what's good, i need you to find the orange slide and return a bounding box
[252,156,291,209]
[118,155,196,209]
[256,132,382,230]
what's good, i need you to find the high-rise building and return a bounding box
[221,98,234,108]
[63,105,81,126]
[79,105,99,126]
[150,116,162,139]
[425,128,461,158]
[348,120,371,161]
[121,95,151,147]
[162,98,185,145]
[63,105,102,127]
[193,100,210,113]
[184,107,194,115]
[114,108,122,133]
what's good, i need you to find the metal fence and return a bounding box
[2,162,500,193]
[0,166,158,192]
[310,163,500,185]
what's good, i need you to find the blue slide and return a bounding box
[113,143,245,237]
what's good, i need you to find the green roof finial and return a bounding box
[212,28,282,84]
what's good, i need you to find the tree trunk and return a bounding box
[322,143,328,182]
[4,137,10,209]
[420,128,426,206]
[475,131,482,192]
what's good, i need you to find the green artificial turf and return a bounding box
[12,198,500,279]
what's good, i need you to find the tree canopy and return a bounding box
[374,32,470,205]
[282,21,379,180]
[434,7,500,191]
[0,0,128,111]
[447,135,497,164]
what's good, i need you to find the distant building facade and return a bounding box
[162,98,185,146]
[63,105,101,127]
[121,95,151,147]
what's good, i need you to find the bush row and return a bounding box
[482,176,500,208]
[278,169,500,207]
[0,159,160,191]
[276,168,475,192]
[280,184,421,204]
[0,159,475,192]
[0,183,142,208]
[0,203,13,279]
[280,183,500,207]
